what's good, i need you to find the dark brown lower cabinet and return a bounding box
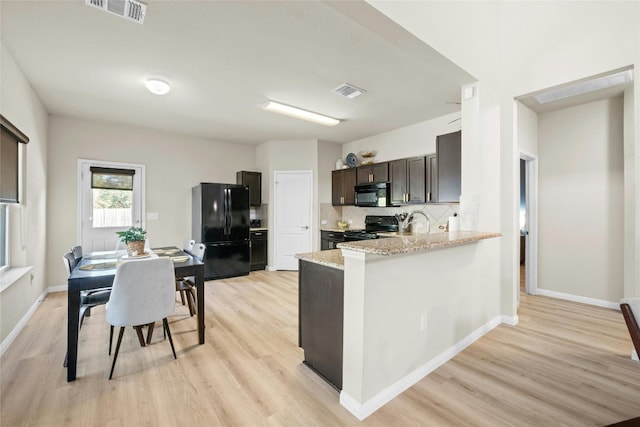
[298,260,344,390]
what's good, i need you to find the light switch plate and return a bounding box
[147,212,159,220]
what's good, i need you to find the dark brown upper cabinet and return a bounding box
[331,168,356,206]
[435,130,461,203]
[389,157,426,205]
[236,171,262,206]
[356,162,388,184]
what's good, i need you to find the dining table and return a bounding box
[65,246,205,382]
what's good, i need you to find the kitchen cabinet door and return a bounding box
[237,171,262,206]
[389,159,407,205]
[331,168,356,206]
[250,230,267,271]
[356,162,388,184]
[406,157,426,203]
[426,154,438,203]
[436,130,461,203]
[389,157,425,205]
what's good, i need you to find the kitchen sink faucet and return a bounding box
[396,210,430,235]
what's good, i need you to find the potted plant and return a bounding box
[116,226,147,256]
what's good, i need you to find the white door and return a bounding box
[78,159,145,252]
[274,170,312,270]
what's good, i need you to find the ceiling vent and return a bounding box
[85,0,147,24]
[533,69,633,104]
[333,83,366,99]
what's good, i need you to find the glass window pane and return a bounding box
[92,188,133,228]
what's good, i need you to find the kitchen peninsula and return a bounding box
[296,231,501,420]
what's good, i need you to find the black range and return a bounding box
[343,215,398,241]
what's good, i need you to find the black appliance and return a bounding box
[192,183,250,280]
[343,215,398,241]
[354,182,391,207]
[250,219,262,228]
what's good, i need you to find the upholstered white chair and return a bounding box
[106,257,177,379]
[620,297,640,362]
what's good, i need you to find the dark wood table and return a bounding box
[66,247,205,382]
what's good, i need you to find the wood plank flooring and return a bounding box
[1,271,639,426]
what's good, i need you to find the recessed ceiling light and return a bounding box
[145,78,171,95]
[263,101,340,127]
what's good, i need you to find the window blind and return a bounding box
[0,115,29,204]
[90,166,135,190]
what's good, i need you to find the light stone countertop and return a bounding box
[337,231,501,256]
[296,231,500,270]
[295,249,344,270]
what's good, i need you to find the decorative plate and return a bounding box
[121,252,151,259]
[346,152,357,167]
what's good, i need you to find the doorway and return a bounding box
[519,152,538,297]
[77,159,145,252]
[273,170,312,270]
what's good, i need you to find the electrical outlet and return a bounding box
[321,220,327,225]
[420,313,428,331]
[147,212,159,220]
[347,219,353,224]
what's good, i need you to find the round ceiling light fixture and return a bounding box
[145,78,171,95]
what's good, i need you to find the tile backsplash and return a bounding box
[340,204,459,233]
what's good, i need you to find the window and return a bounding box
[90,167,135,228]
[0,115,29,271]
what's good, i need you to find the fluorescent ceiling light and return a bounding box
[263,101,340,126]
[533,69,633,104]
[145,78,171,95]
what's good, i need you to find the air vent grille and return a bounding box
[333,83,366,99]
[85,0,147,24]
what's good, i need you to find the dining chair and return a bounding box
[176,240,197,315]
[620,298,640,361]
[106,257,177,379]
[62,252,111,367]
[71,245,83,263]
[62,252,111,328]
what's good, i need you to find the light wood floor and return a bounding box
[2,271,639,426]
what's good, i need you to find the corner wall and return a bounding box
[0,45,49,345]
[538,97,625,302]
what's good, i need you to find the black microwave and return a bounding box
[354,182,391,207]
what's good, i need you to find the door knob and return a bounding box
[301,226,309,230]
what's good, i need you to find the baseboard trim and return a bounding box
[501,314,519,326]
[536,288,619,310]
[48,284,67,293]
[340,315,503,420]
[0,288,48,357]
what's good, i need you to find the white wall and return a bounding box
[256,139,320,267]
[47,115,256,288]
[538,97,624,302]
[342,112,461,162]
[517,102,539,157]
[370,0,640,313]
[0,45,49,343]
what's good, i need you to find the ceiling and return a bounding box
[0,0,476,146]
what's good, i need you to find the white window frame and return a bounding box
[0,204,8,273]
[77,159,146,249]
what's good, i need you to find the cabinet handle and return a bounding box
[369,174,373,183]
[341,196,344,204]
[427,192,431,202]
[254,232,262,236]
[407,193,410,202]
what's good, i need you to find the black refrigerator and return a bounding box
[192,183,251,280]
